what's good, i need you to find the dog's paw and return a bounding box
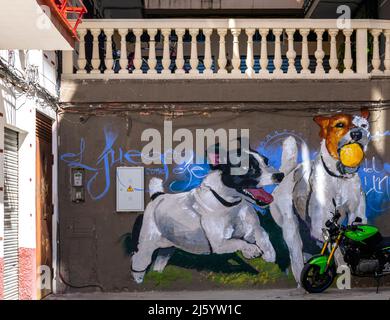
[261,249,276,263]
[241,244,262,259]
[131,271,145,284]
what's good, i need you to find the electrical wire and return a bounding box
[58,101,390,119]
[0,56,59,111]
[58,271,104,291]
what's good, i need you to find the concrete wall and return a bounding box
[0,49,57,300]
[57,77,390,292]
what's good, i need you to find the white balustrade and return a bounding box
[119,28,128,74]
[203,28,213,75]
[286,29,297,74]
[328,29,339,75]
[189,28,199,74]
[63,19,390,79]
[385,30,390,75]
[273,29,283,75]
[133,28,143,74]
[76,28,87,74]
[245,28,255,76]
[161,29,171,74]
[370,29,382,74]
[147,28,157,74]
[300,28,310,74]
[90,29,101,74]
[104,28,114,74]
[259,29,269,75]
[314,29,325,74]
[175,29,185,74]
[343,29,354,74]
[231,28,242,74]
[217,28,227,74]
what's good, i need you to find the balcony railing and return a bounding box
[62,19,390,79]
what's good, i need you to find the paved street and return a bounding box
[47,287,390,300]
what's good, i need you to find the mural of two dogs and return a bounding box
[131,110,370,285]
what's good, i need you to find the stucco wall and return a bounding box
[0,49,57,300]
[57,103,390,292]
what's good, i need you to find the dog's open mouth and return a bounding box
[240,188,274,206]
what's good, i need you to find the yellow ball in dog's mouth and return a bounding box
[339,143,364,167]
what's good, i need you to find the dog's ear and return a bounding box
[208,152,220,166]
[361,108,370,120]
[234,136,250,154]
[206,143,219,166]
[313,116,330,139]
[207,143,227,169]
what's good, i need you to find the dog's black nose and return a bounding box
[272,173,285,183]
[350,130,362,141]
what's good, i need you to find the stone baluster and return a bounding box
[370,29,383,74]
[356,29,368,75]
[245,28,255,76]
[231,28,241,74]
[132,29,143,74]
[119,28,129,74]
[174,29,185,74]
[91,29,101,74]
[343,29,354,74]
[286,29,297,74]
[189,28,199,74]
[203,28,213,75]
[76,28,87,74]
[385,30,390,75]
[161,29,171,74]
[259,29,269,75]
[104,28,114,74]
[314,29,325,75]
[147,28,157,74]
[328,29,339,75]
[217,29,227,74]
[300,29,310,74]
[273,29,283,75]
[62,50,73,75]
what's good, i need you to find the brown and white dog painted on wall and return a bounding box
[270,110,370,285]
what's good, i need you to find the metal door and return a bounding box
[3,128,19,300]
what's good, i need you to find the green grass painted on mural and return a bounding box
[207,252,292,286]
[142,250,294,288]
[144,265,193,288]
[122,209,295,288]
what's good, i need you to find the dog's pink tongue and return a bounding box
[247,188,274,204]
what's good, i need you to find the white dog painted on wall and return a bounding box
[131,143,285,283]
[270,110,371,284]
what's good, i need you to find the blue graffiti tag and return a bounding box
[61,127,168,200]
[60,128,207,199]
[359,157,390,219]
[169,155,210,192]
[60,128,390,219]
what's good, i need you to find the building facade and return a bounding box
[0,0,84,300]
[56,3,390,292]
[1,0,390,299]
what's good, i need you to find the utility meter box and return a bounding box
[116,167,144,212]
[71,168,85,203]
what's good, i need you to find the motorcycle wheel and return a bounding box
[300,263,335,293]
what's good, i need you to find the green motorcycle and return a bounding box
[301,199,390,293]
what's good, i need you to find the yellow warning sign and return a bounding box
[127,185,134,192]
